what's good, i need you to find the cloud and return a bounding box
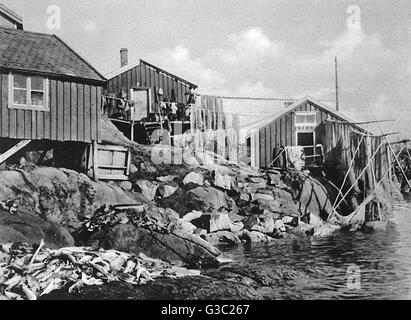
[150,45,227,93]
[218,28,284,65]
[84,21,97,33]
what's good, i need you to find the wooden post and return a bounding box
[92,140,99,181]
[131,120,135,142]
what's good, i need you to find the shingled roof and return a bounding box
[0,27,105,83]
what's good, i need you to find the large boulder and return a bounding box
[299,178,333,219]
[136,180,159,201]
[96,224,221,267]
[0,168,139,232]
[188,187,230,213]
[0,208,74,248]
[213,173,232,190]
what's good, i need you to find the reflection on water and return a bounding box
[221,196,411,300]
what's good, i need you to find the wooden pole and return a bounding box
[335,56,340,112]
[92,140,99,181]
[369,108,411,190]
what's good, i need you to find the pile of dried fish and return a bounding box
[0,199,19,215]
[83,204,176,235]
[0,240,175,300]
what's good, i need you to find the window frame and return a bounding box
[295,111,317,127]
[8,73,50,111]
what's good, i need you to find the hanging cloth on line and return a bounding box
[285,146,305,170]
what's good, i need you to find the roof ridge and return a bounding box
[0,26,54,37]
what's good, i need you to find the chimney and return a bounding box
[120,48,128,67]
[284,101,293,108]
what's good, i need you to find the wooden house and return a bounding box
[104,53,198,143]
[248,96,391,190]
[0,6,131,181]
[104,51,239,153]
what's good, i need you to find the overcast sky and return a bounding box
[3,0,411,136]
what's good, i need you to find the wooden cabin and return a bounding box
[0,6,131,181]
[104,51,240,152]
[248,96,364,169]
[249,96,392,218]
[104,52,198,144]
[248,96,391,184]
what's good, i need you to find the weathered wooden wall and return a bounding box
[0,73,102,143]
[322,121,390,191]
[106,61,193,114]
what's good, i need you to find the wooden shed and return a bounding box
[0,12,117,179]
[106,57,197,118]
[249,96,392,216]
[248,96,388,171]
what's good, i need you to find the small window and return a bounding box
[8,73,49,111]
[295,111,317,126]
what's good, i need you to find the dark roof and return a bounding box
[0,27,105,83]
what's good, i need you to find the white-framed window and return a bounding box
[295,111,317,126]
[8,73,49,111]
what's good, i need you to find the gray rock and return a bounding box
[299,178,333,219]
[99,224,221,267]
[161,185,178,198]
[205,231,241,246]
[180,220,197,234]
[214,173,232,190]
[129,164,138,175]
[230,221,244,233]
[239,193,250,202]
[183,172,204,186]
[189,187,230,212]
[313,224,340,237]
[274,220,286,232]
[251,193,275,202]
[192,213,232,233]
[243,215,260,230]
[238,230,273,243]
[120,181,133,191]
[182,210,203,222]
[282,216,299,227]
[256,215,275,234]
[289,223,315,237]
[157,175,178,183]
[136,180,159,201]
[249,177,267,184]
[267,171,281,186]
[309,213,323,228]
[261,210,282,221]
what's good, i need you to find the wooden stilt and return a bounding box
[92,140,99,181]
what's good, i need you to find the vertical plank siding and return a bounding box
[0,73,102,143]
[106,62,192,110]
[255,100,389,172]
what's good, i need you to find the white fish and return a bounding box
[40,278,66,296]
[136,267,152,281]
[22,284,37,301]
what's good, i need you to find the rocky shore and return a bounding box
[0,142,385,299]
